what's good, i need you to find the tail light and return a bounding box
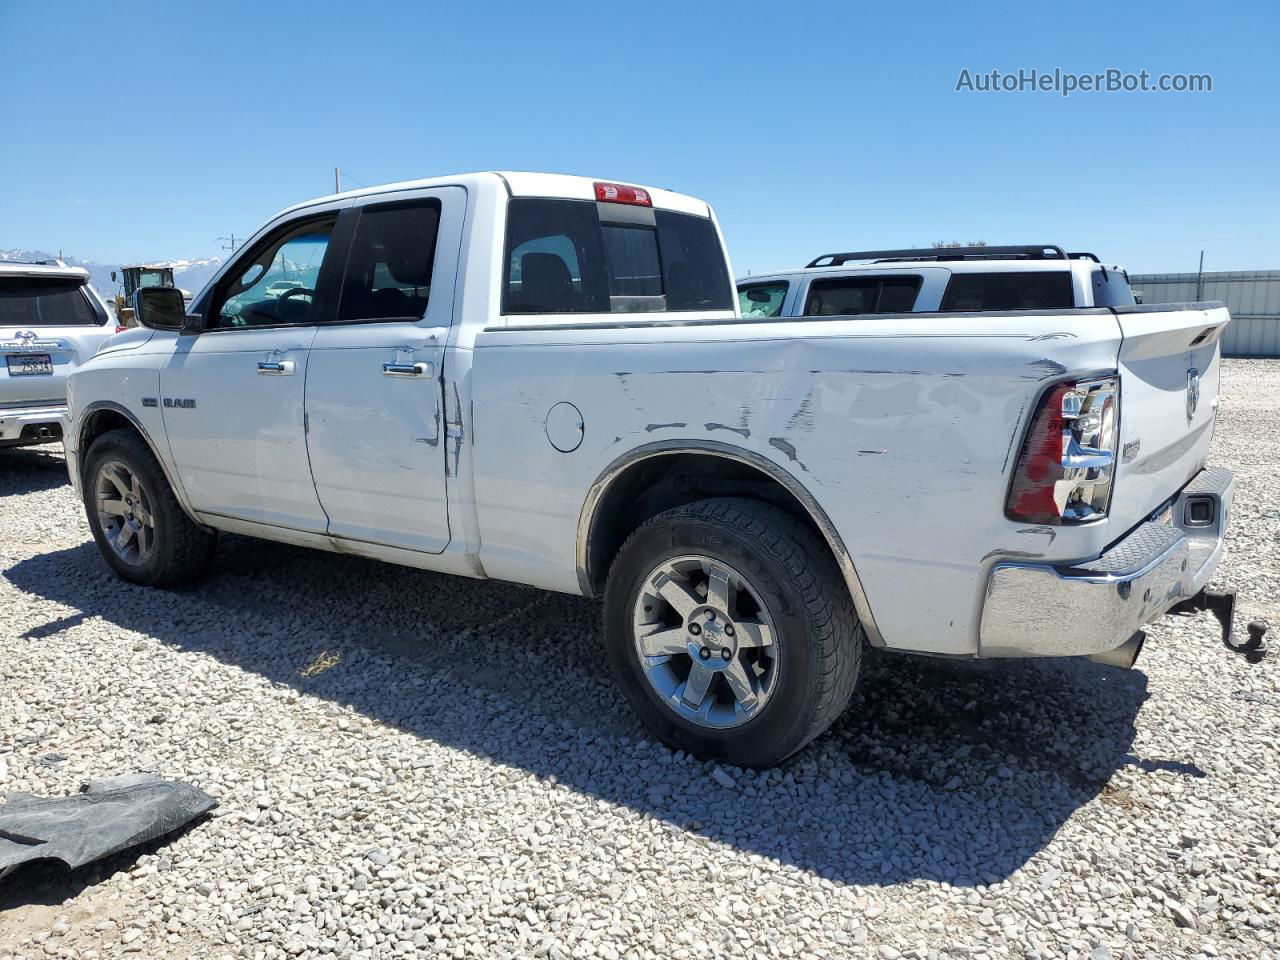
[114,324,129,334]
[1006,376,1119,524]
[594,181,651,207]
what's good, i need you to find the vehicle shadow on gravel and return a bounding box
[8,536,1205,889]
[0,447,70,496]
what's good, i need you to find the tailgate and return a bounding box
[0,326,112,407]
[1108,302,1229,532]
[1,275,113,408]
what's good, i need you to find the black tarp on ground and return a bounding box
[0,774,216,880]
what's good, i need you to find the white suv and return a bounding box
[1,260,115,450]
[738,245,1135,318]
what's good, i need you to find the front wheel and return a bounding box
[603,497,862,768]
[83,428,216,587]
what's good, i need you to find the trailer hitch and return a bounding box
[1170,589,1269,663]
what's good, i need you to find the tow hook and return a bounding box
[1171,589,1270,662]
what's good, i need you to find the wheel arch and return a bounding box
[575,439,884,646]
[77,401,206,528]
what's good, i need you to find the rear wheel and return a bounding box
[83,429,216,587]
[603,497,862,768]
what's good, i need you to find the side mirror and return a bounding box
[132,286,186,331]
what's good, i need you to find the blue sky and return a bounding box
[2,0,1277,275]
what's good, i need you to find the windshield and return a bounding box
[0,277,101,326]
[135,270,171,288]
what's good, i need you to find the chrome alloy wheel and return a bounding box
[94,459,156,566]
[631,555,779,729]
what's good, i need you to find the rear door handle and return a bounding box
[383,361,433,378]
[257,361,295,376]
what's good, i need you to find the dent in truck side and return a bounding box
[62,171,1239,768]
[468,307,1127,657]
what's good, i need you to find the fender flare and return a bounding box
[574,438,884,646]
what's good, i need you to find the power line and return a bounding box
[335,166,370,192]
[217,234,243,253]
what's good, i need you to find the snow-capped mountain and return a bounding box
[0,249,223,298]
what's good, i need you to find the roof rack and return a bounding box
[0,257,66,267]
[1068,252,1100,262]
[805,245,1068,268]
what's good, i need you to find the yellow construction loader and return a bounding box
[110,265,177,327]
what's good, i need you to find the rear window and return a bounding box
[738,281,788,318]
[940,271,1074,311]
[1091,267,1136,307]
[503,199,732,314]
[0,277,101,326]
[804,276,921,315]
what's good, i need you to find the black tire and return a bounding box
[82,428,216,587]
[603,497,862,768]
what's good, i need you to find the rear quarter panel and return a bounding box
[471,310,1125,654]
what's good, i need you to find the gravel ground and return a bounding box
[1,358,1277,960]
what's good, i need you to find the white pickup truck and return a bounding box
[65,172,1235,767]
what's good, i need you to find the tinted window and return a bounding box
[804,276,922,315]
[1091,267,1136,307]
[877,277,921,313]
[940,272,1074,311]
[505,200,607,313]
[601,224,662,297]
[338,200,440,323]
[738,282,788,318]
[0,278,101,326]
[655,210,732,311]
[215,219,335,328]
[503,199,732,314]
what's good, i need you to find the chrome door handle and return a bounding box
[383,361,433,378]
[257,360,295,376]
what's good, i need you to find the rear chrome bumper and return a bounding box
[979,467,1233,658]
[0,404,67,446]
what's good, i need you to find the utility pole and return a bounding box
[335,167,342,194]
[217,234,242,253]
[1196,249,1205,301]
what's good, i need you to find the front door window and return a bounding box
[215,221,334,327]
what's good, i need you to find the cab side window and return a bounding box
[337,200,441,323]
[804,276,921,316]
[215,218,335,328]
[939,272,1074,311]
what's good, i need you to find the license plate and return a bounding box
[5,353,53,376]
